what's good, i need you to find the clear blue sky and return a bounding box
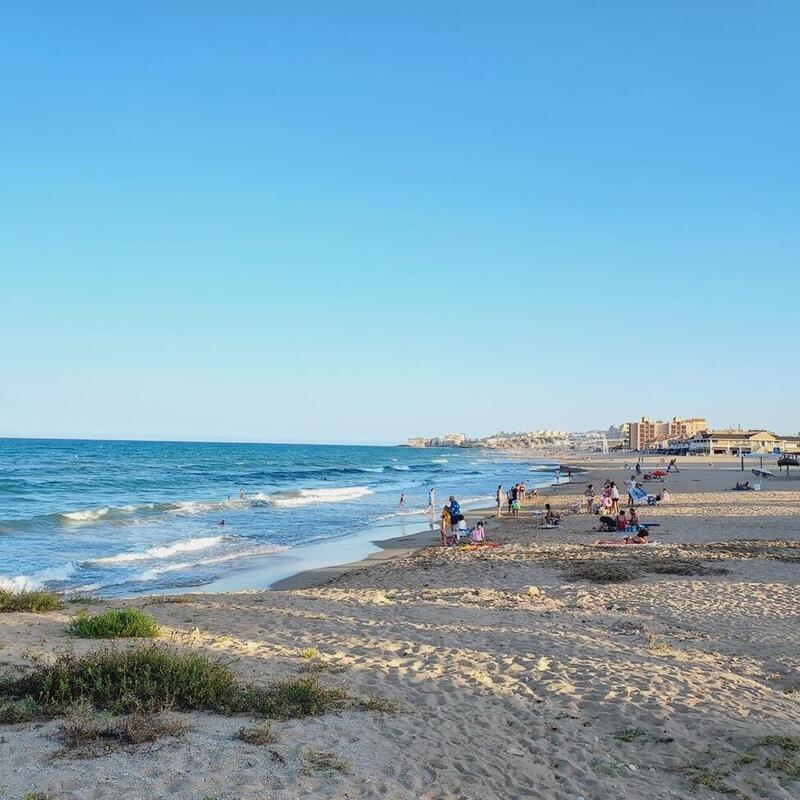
[2,2,798,443]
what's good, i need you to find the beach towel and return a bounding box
[628,486,649,504]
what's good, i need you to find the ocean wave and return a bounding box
[0,562,76,591]
[269,486,373,508]
[61,507,111,522]
[430,458,448,464]
[389,465,411,471]
[134,543,288,581]
[90,536,226,566]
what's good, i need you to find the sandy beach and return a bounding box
[2,456,799,799]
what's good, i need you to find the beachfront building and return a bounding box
[689,430,786,456]
[628,416,708,450]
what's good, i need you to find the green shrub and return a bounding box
[0,696,43,724]
[0,589,63,613]
[67,608,159,639]
[0,646,350,719]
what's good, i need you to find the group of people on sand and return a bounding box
[593,507,651,545]
[495,482,539,518]
[439,495,486,546]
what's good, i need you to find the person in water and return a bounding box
[398,493,406,509]
[427,487,436,512]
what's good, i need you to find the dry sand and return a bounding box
[1,458,799,799]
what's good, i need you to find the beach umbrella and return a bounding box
[751,469,776,478]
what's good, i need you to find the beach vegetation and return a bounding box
[359,695,399,714]
[147,594,198,604]
[0,646,353,720]
[22,794,53,800]
[755,735,800,752]
[0,696,44,724]
[57,699,188,754]
[302,749,350,776]
[614,728,646,742]
[298,658,346,675]
[765,757,800,778]
[300,647,319,660]
[688,767,732,792]
[66,608,160,639]
[65,594,104,606]
[0,589,63,613]
[235,721,276,745]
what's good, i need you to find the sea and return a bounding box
[0,439,561,597]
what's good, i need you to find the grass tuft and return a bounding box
[755,735,800,752]
[0,696,44,724]
[1,646,352,720]
[58,699,187,754]
[765,756,800,778]
[67,608,159,639]
[235,721,276,745]
[299,647,319,660]
[0,589,63,613]
[65,594,104,606]
[302,749,350,775]
[614,728,646,743]
[22,794,53,800]
[257,676,349,720]
[359,695,399,714]
[688,767,731,792]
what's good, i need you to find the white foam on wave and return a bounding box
[269,486,373,508]
[430,458,448,464]
[61,507,110,522]
[91,536,225,566]
[389,465,411,471]
[135,543,289,581]
[0,563,76,591]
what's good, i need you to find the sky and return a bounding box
[1,2,798,444]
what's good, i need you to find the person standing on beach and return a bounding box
[495,484,504,517]
[625,475,638,508]
[427,487,436,512]
[584,484,595,514]
[519,481,527,502]
[448,496,461,534]
[610,482,620,514]
[636,462,642,477]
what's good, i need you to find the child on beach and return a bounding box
[440,505,451,546]
[615,511,628,532]
[584,484,596,514]
[469,520,486,543]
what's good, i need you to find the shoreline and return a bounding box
[3,454,800,799]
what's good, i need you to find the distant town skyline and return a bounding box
[2,4,798,443]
